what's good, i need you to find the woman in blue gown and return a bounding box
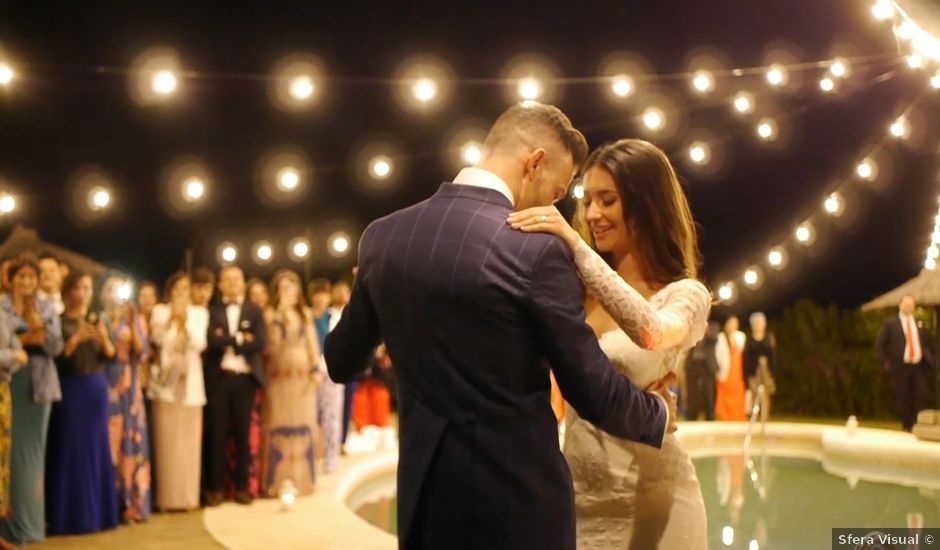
[45,270,119,534]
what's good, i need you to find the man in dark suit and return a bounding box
[877,294,931,432]
[203,265,267,505]
[325,103,675,550]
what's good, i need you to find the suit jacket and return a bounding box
[204,300,268,388]
[877,314,933,370]
[325,183,667,550]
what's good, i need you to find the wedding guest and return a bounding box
[137,282,159,323]
[226,278,269,500]
[136,280,159,505]
[191,268,216,308]
[204,266,266,506]
[0,257,63,544]
[351,344,392,430]
[149,272,208,511]
[685,321,720,420]
[330,281,355,446]
[46,270,119,534]
[743,312,777,423]
[309,279,342,473]
[101,275,151,523]
[715,316,747,421]
[0,304,27,550]
[247,279,270,313]
[262,270,320,497]
[37,255,65,316]
[192,266,215,499]
[0,260,11,296]
[877,294,932,432]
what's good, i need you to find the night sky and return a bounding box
[1,0,937,315]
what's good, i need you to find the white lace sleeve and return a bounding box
[572,239,711,351]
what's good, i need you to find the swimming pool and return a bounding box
[352,453,939,547]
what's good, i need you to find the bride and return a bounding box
[509,138,711,549]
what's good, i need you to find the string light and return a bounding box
[572,183,584,200]
[756,118,777,141]
[872,0,894,20]
[89,187,111,211]
[642,107,665,131]
[289,76,314,100]
[889,117,909,139]
[795,222,815,245]
[412,78,438,103]
[898,20,919,41]
[829,58,849,78]
[517,78,542,101]
[743,266,763,289]
[907,54,924,70]
[688,142,710,165]
[0,194,15,215]
[819,77,835,93]
[183,178,205,203]
[0,63,14,87]
[732,91,755,114]
[691,70,714,94]
[767,247,788,270]
[611,75,634,98]
[328,232,351,258]
[924,201,940,270]
[217,243,238,265]
[151,70,178,95]
[856,158,875,180]
[461,142,482,166]
[252,241,274,265]
[276,167,301,192]
[370,157,393,180]
[930,73,940,89]
[765,64,787,87]
[824,192,844,217]
[718,282,736,304]
[288,237,311,262]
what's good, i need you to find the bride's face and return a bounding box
[583,167,632,257]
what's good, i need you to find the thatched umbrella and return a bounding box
[862,268,940,405]
[0,224,110,278]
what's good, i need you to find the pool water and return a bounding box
[697,455,939,548]
[354,455,940,547]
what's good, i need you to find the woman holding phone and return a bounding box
[46,270,119,534]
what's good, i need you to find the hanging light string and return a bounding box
[712,88,930,305]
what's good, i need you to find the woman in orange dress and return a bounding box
[714,316,746,421]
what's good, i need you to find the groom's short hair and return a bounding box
[484,102,588,168]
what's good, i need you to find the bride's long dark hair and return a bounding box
[574,139,701,284]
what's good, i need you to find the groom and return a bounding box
[325,102,675,550]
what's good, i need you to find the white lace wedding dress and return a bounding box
[564,240,711,550]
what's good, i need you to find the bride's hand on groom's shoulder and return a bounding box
[647,372,679,434]
[507,206,580,249]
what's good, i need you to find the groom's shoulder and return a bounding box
[361,198,434,238]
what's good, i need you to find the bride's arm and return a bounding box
[571,239,711,351]
[507,204,711,351]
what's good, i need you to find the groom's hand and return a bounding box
[647,372,678,434]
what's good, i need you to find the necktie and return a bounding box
[906,316,917,363]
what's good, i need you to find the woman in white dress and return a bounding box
[148,272,208,511]
[509,138,711,549]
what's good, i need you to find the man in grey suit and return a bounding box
[326,102,675,550]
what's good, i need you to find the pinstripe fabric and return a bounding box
[325,183,667,550]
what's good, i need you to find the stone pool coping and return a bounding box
[202,421,940,549]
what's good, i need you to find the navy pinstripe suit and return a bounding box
[326,183,667,550]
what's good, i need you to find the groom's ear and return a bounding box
[524,148,547,174]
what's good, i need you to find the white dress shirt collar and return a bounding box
[453,167,515,206]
